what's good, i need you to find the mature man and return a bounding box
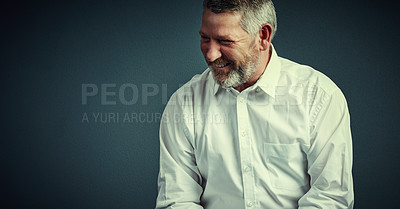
[156,0,354,208]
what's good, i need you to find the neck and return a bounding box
[234,46,272,92]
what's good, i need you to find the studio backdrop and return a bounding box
[2,0,399,208]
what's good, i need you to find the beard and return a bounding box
[210,45,261,88]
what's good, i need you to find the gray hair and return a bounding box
[203,0,277,40]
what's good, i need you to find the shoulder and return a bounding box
[161,68,213,127]
[173,68,213,100]
[278,56,340,96]
[276,56,349,120]
[166,68,213,108]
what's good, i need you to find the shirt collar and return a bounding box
[254,44,281,98]
[212,44,281,97]
[213,76,220,95]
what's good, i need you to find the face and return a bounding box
[200,9,261,88]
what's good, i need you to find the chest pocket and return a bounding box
[264,143,309,190]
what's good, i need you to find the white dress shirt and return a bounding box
[156,46,354,209]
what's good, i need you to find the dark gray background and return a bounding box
[2,0,399,208]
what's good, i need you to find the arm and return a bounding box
[298,89,354,208]
[156,93,204,209]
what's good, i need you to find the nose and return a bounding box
[203,41,222,63]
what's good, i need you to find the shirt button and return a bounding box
[256,87,261,93]
[244,166,251,172]
[241,131,247,137]
[247,201,254,207]
[238,97,246,103]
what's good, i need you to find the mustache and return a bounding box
[207,58,231,66]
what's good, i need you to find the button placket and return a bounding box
[236,94,257,209]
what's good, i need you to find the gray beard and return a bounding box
[211,50,260,88]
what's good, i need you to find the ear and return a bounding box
[258,23,273,51]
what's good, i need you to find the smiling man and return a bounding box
[200,8,266,92]
[156,0,354,208]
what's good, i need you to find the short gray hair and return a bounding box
[203,0,277,40]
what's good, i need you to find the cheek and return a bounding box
[200,43,207,56]
[220,47,243,63]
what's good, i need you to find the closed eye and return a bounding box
[219,39,234,45]
[200,35,210,42]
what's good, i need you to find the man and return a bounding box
[156,0,354,208]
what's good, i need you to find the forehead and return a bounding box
[200,9,248,39]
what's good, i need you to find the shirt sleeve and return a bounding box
[298,89,354,208]
[155,92,204,209]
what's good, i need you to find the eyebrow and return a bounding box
[199,31,210,37]
[199,31,234,41]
